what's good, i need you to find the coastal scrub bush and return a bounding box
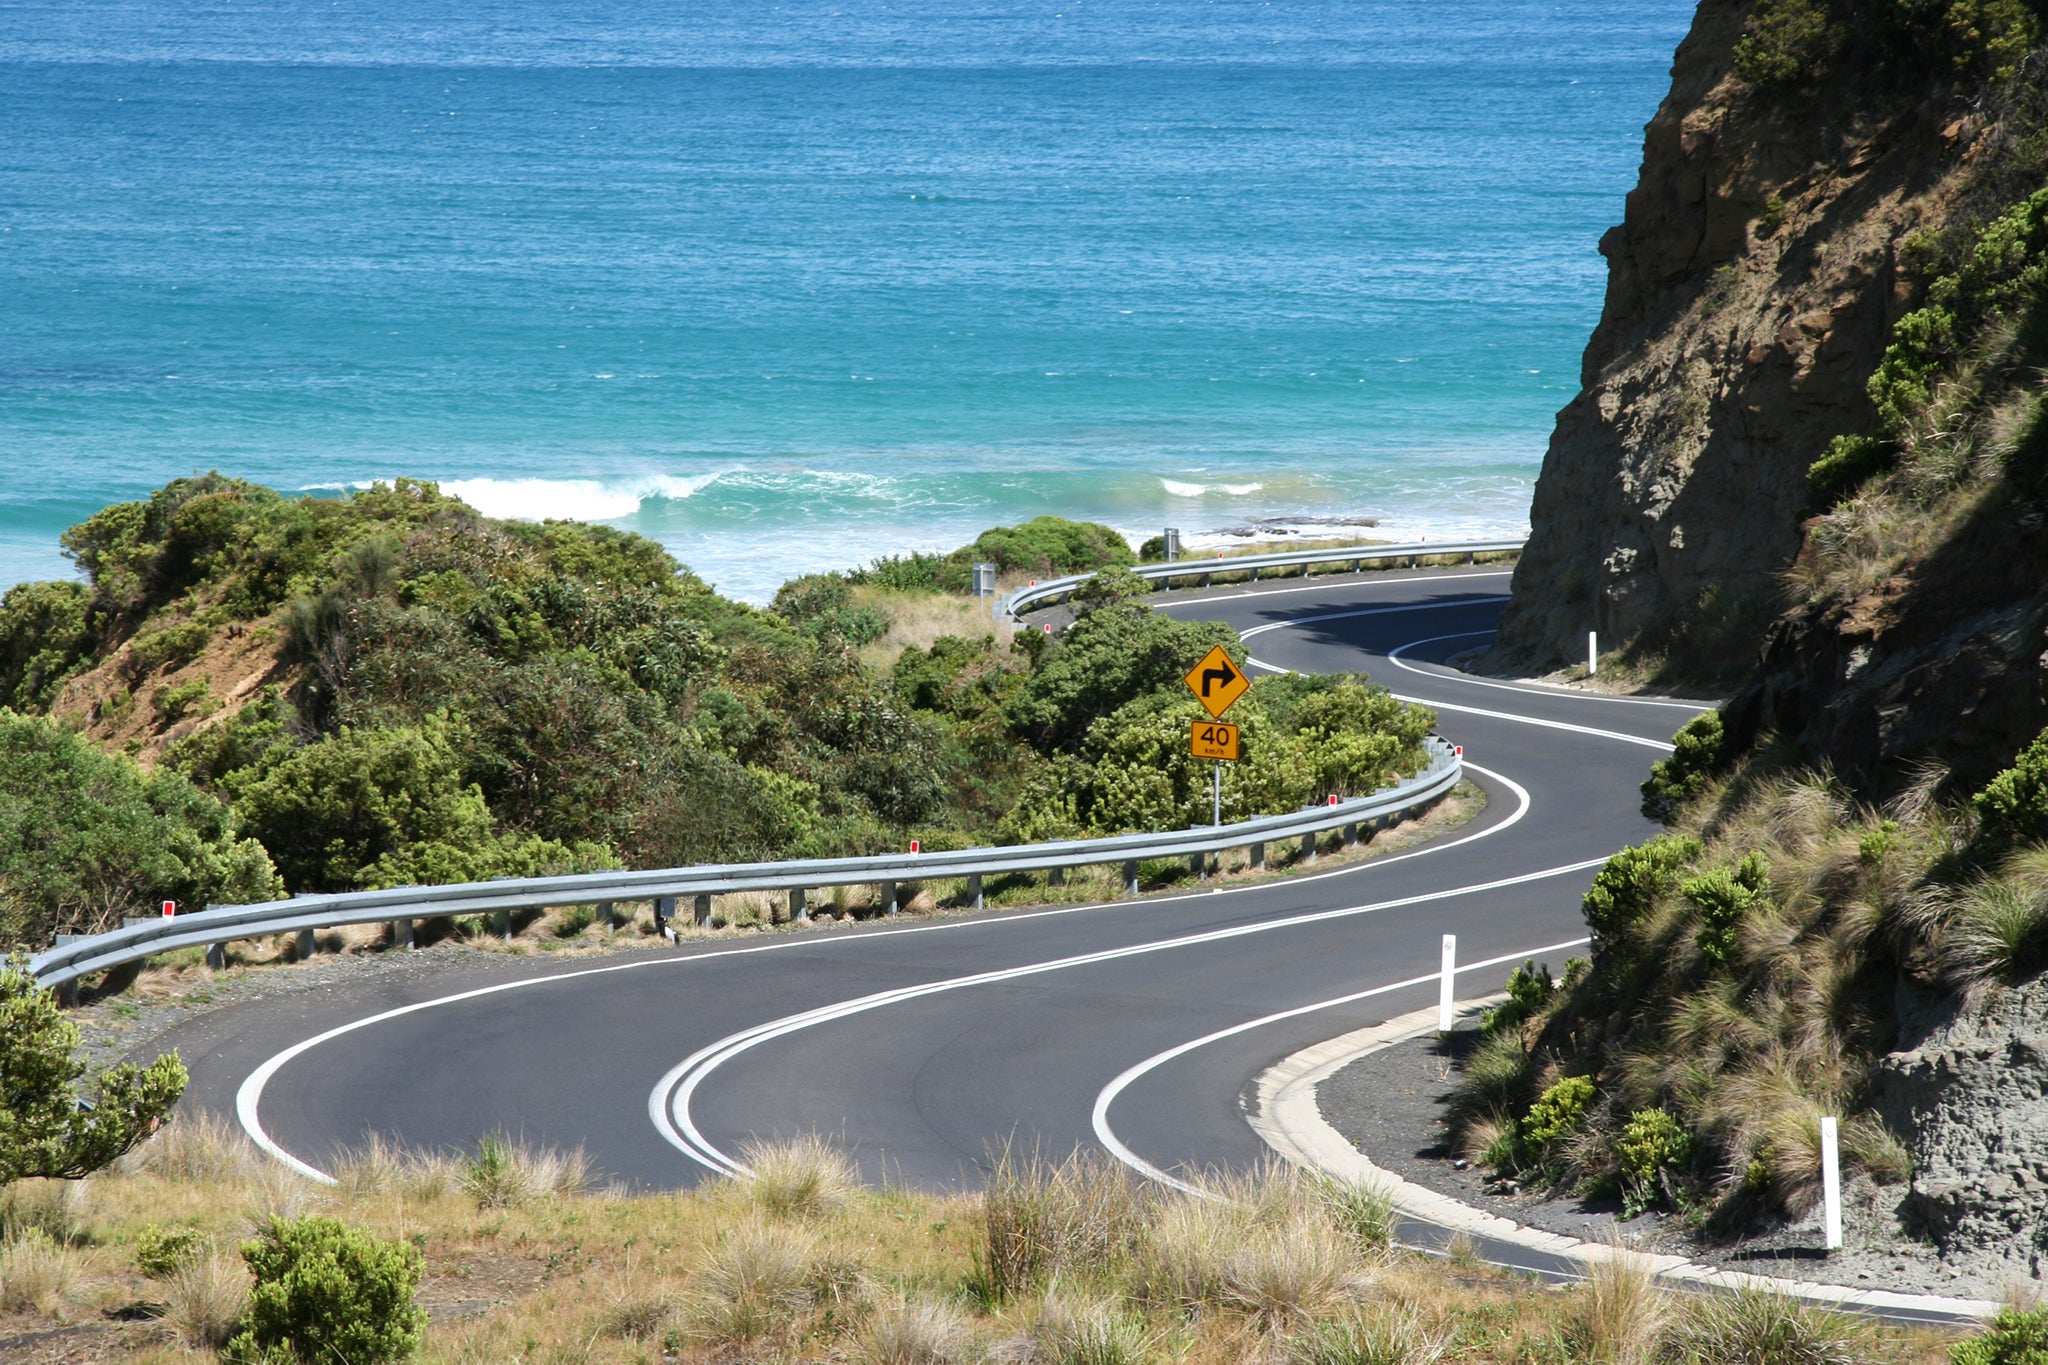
[1807,434,1897,509]
[1616,1108,1693,1218]
[1953,1306,2048,1365]
[0,579,93,712]
[1732,0,1833,87]
[135,1222,205,1279]
[1479,960,1555,1039]
[1519,1076,1595,1173]
[1974,725,2048,852]
[0,710,282,942]
[0,957,187,1184]
[1581,835,1700,962]
[1641,710,1725,821]
[1684,852,1773,970]
[225,1215,427,1365]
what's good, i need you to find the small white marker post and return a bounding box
[1588,630,1599,676]
[1820,1115,1844,1250]
[1438,934,1457,1032]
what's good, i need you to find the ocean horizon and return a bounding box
[1,0,1694,603]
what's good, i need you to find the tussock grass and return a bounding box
[1567,1251,1666,1365]
[0,1227,79,1316]
[855,1292,978,1365]
[458,1132,593,1209]
[0,1114,1958,1365]
[161,1249,250,1350]
[122,1111,269,1184]
[739,1132,858,1220]
[331,1131,461,1201]
[1666,1285,1876,1365]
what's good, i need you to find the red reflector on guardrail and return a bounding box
[910,839,920,855]
[1454,745,1463,757]
[162,900,176,918]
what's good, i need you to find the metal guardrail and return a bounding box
[29,739,1462,992]
[1002,538,1525,618]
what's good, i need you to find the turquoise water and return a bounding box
[0,1,1692,603]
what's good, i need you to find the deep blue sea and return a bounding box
[1,1,1692,603]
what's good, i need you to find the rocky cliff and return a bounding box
[1495,0,2037,692]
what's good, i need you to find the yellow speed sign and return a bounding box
[1190,720,1241,762]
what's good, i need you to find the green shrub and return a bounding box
[1731,0,1833,87]
[1953,1306,2048,1365]
[1479,960,1555,1039]
[1684,852,1773,970]
[1581,835,1701,961]
[0,579,94,712]
[129,622,212,673]
[157,678,217,723]
[1444,1033,1539,1136]
[1520,1076,1595,1154]
[226,1216,426,1365]
[1616,1108,1693,1218]
[0,710,283,943]
[135,1223,205,1279]
[1975,726,2048,852]
[1641,711,1725,821]
[1806,434,1896,509]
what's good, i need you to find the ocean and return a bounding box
[0,0,1693,604]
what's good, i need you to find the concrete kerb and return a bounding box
[1248,999,2000,1326]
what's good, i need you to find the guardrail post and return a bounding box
[1189,851,1206,880]
[1048,867,1065,888]
[391,918,414,952]
[655,896,676,941]
[885,882,901,917]
[596,900,614,936]
[1342,822,1358,848]
[967,874,984,910]
[790,888,808,922]
[295,927,316,959]
[1123,859,1139,895]
[1350,558,1360,573]
[1300,832,1317,865]
[1249,565,1258,582]
[1249,841,1264,871]
[694,894,712,929]
[1300,560,1310,578]
[495,909,511,943]
[206,942,227,970]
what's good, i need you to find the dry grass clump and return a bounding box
[0,1227,80,1316]
[161,1249,251,1350]
[739,1132,858,1220]
[1022,1286,1161,1365]
[1565,1251,1666,1365]
[457,1132,594,1209]
[1664,1285,1877,1365]
[330,1132,461,1201]
[0,1177,88,1245]
[684,1219,856,1353]
[855,1292,978,1365]
[121,1111,269,1184]
[1287,1304,1447,1365]
[977,1146,1148,1303]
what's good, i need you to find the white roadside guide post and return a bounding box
[1438,934,1457,1032]
[1588,629,1599,676]
[1821,1115,1844,1250]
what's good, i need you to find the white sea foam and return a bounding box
[1160,478,1264,497]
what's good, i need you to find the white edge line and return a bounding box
[1388,630,1713,711]
[650,764,1607,1175]
[235,758,1528,1181]
[1088,936,1594,1194]
[1154,568,1516,608]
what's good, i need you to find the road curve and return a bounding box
[162,566,1705,1196]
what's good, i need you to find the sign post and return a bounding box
[1184,647,1249,827]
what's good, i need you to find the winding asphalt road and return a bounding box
[164,566,1706,1201]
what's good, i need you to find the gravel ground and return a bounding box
[1315,1027,2015,1302]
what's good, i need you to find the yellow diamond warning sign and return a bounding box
[1183,644,1249,720]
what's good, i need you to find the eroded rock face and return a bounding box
[1493,0,1972,671]
[1875,977,2048,1280]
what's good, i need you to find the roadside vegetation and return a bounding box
[0,485,1438,955]
[1450,700,2048,1235]
[0,1118,1984,1365]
